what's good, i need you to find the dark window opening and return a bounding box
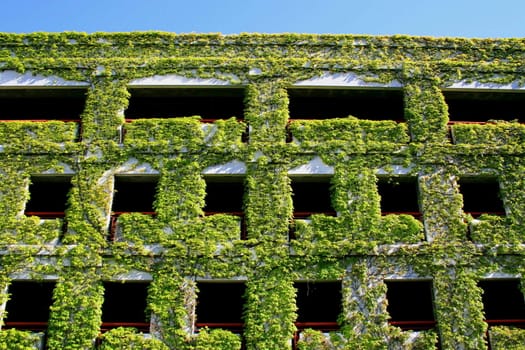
[295,281,341,326]
[291,177,334,217]
[112,176,158,213]
[290,177,334,240]
[479,279,525,327]
[0,88,86,121]
[204,176,245,238]
[377,177,420,215]
[459,177,505,216]
[444,90,525,123]
[101,282,150,332]
[196,282,246,333]
[125,87,245,121]
[204,177,244,213]
[293,281,341,349]
[4,281,55,331]
[386,280,435,331]
[288,88,404,121]
[111,176,158,240]
[25,176,72,218]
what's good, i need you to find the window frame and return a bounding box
[443,88,525,124]
[290,176,336,219]
[458,176,506,217]
[110,174,159,241]
[203,175,246,239]
[194,281,246,334]
[3,280,56,332]
[385,279,436,331]
[292,280,342,350]
[0,87,87,122]
[25,175,73,220]
[377,176,421,217]
[287,87,405,121]
[479,278,525,328]
[100,281,151,333]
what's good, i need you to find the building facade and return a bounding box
[0,33,524,349]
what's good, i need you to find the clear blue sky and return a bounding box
[1,0,524,38]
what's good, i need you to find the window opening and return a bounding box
[479,279,525,328]
[4,281,55,332]
[110,175,158,240]
[293,281,341,349]
[290,177,335,239]
[459,177,505,217]
[444,90,525,123]
[123,87,247,143]
[25,176,72,220]
[125,87,245,121]
[377,177,420,216]
[195,282,246,333]
[0,88,87,121]
[287,88,404,121]
[295,281,341,325]
[0,88,86,141]
[386,280,436,330]
[101,282,150,332]
[291,177,334,217]
[204,176,245,239]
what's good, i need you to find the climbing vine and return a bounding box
[0,32,524,349]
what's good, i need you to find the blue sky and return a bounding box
[1,0,524,38]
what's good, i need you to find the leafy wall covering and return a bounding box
[0,32,524,349]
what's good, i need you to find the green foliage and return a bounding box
[377,214,424,243]
[0,121,78,152]
[452,122,525,146]
[489,326,525,350]
[296,329,334,350]
[46,271,104,350]
[0,32,524,349]
[289,117,409,151]
[0,329,43,350]
[468,214,514,244]
[99,328,170,350]
[244,273,297,350]
[194,328,242,350]
[124,117,204,152]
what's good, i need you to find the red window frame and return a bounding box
[479,279,525,327]
[286,88,404,144]
[287,87,405,121]
[0,88,86,141]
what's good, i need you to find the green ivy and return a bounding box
[99,328,169,350]
[0,32,524,349]
[489,326,525,350]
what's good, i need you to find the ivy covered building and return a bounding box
[0,32,525,349]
